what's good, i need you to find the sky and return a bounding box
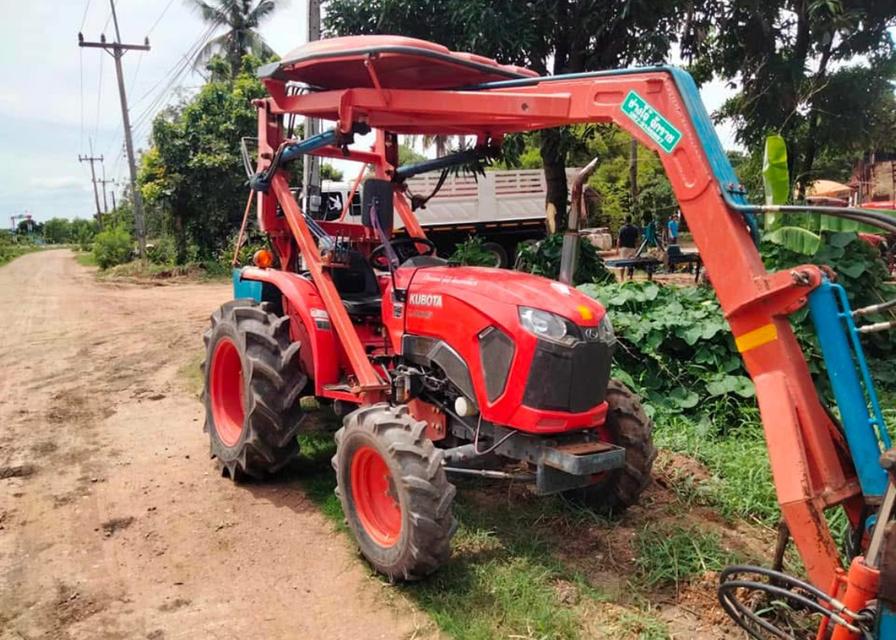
[0,0,744,225]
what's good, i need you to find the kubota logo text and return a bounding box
[410,293,443,308]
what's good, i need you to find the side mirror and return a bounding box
[762,134,790,207]
[361,178,394,234]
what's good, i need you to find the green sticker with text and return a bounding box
[620,90,681,153]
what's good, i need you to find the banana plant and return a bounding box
[760,134,883,255]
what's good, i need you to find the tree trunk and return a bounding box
[173,212,187,265]
[796,38,834,201]
[540,128,567,233]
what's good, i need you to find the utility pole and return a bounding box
[302,0,321,216]
[78,139,104,222]
[79,0,150,256]
[98,178,115,213]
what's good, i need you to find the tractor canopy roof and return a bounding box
[257,35,538,90]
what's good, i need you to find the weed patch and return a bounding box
[653,413,778,525]
[634,523,737,589]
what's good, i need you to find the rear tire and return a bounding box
[333,404,457,580]
[203,300,307,480]
[482,241,509,268]
[563,380,656,513]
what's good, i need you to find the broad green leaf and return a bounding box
[762,134,790,207]
[681,325,704,346]
[669,387,700,409]
[827,232,857,248]
[765,226,822,255]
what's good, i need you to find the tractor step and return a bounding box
[537,440,625,495]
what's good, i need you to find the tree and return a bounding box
[189,0,280,75]
[323,0,711,230]
[42,218,72,244]
[699,0,896,196]
[320,163,344,182]
[141,55,269,263]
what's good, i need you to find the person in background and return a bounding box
[666,211,681,245]
[618,215,639,259]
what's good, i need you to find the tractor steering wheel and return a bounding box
[369,237,437,270]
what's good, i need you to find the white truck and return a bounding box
[317,168,584,266]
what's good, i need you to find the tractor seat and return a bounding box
[328,250,383,317]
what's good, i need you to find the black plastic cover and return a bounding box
[479,326,515,402]
[522,339,611,413]
[361,178,394,233]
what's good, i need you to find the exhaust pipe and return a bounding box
[558,156,600,285]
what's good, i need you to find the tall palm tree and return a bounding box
[189,0,279,75]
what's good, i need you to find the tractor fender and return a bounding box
[239,267,340,392]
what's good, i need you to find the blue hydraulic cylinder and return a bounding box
[808,279,891,499]
[880,607,896,640]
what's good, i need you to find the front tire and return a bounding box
[564,380,656,513]
[203,300,307,480]
[333,404,457,580]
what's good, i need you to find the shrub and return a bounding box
[146,236,176,265]
[515,233,613,285]
[218,228,268,268]
[93,227,134,269]
[579,280,754,426]
[450,235,500,266]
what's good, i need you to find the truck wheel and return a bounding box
[563,380,656,513]
[203,300,307,480]
[333,404,457,580]
[482,241,509,268]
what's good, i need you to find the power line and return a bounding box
[79,48,85,151]
[147,0,176,37]
[79,0,92,31]
[130,20,221,132]
[94,51,104,139]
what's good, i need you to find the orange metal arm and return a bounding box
[270,172,387,397]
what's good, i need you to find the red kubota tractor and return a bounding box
[203,36,896,638]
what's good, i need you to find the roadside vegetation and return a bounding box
[0,232,41,267]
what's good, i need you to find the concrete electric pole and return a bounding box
[78,0,150,256]
[302,0,322,216]
[78,140,104,223]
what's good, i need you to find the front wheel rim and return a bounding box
[209,337,245,446]
[350,446,402,547]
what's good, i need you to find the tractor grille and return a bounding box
[522,338,612,413]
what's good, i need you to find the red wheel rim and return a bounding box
[209,337,245,446]
[350,446,402,547]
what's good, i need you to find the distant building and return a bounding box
[850,153,896,206]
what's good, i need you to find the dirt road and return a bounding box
[0,250,433,640]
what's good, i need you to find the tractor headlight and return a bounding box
[596,314,615,344]
[518,307,572,343]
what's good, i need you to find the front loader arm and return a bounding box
[265,64,862,590]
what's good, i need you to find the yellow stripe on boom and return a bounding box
[735,323,778,353]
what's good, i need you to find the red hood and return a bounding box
[407,266,606,326]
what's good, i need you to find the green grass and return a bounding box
[609,607,671,640]
[0,243,40,267]
[653,412,780,525]
[634,523,737,589]
[178,350,205,398]
[75,251,97,267]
